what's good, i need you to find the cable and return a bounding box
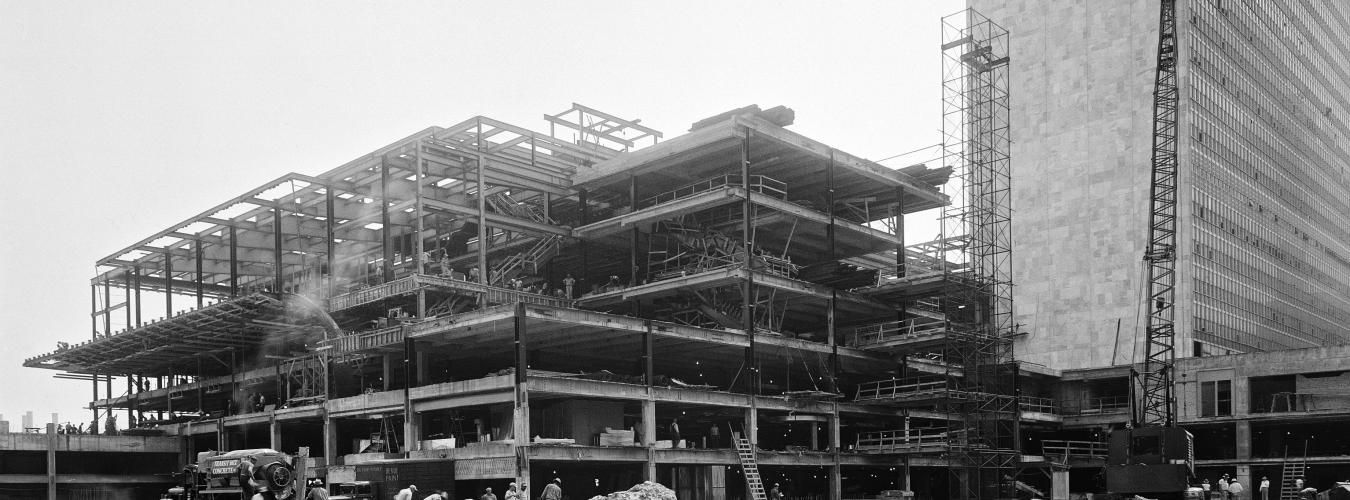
[874,142,943,164]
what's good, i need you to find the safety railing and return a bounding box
[855,376,951,402]
[845,318,948,348]
[855,428,949,452]
[1059,396,1130,415]
[329,276,421,311]
[1018,396,1059,414]
[639,174,787,208]
[1041,439,1108,459]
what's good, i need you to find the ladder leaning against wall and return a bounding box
[733,432,767,500]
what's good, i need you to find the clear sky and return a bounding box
[0,0,960,427]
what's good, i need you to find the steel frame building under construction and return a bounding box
[28,9,1350,500]
[17,10,1041,500]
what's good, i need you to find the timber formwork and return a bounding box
[25,96,1036,500]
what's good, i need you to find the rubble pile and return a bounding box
[587,482,677,500]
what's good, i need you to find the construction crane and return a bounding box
[1105,0,1196,497]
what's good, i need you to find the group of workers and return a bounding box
[395,479,560,500]
[1200,474,1320,500]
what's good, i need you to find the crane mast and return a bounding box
[1105,0,1195,496]
[1140,0,1181,429]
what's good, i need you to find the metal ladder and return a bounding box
[1278,442,1308,500]
[733,432,767,500]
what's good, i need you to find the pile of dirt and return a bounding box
[587,482,677,500]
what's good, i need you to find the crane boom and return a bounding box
[1140,0,1181,428]
[1105,1,1194,496]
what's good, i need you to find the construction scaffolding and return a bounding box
[939,9,1017,500]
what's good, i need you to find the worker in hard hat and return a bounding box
[395,484,418,500]
[540,479,562,500]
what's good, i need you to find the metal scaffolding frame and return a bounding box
[939,9,1018,500]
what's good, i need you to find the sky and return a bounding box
[0,0,961,427]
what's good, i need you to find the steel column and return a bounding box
[229,226,239,296]
[273,206,284,291]
[381,155,394,283]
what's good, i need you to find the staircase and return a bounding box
[1279,442,1308,500]
[490,235,562,286]
[486,192,555,224]
[733,433,767,500]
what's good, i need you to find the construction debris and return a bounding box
[587,482,677,500]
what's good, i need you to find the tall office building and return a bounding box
[968,1,1350,370]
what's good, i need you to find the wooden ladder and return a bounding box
[733,433,767,500]
[1278,442,1308,500]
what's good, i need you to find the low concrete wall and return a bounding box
[0,433,181,453]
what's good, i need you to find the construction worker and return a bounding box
[395,485,418,500]
[1260,476,1269,500]
[504,483,523,500]
[306,479,328,500]
[769,483,783,500]
[540,479,562,500]
[440,255,452,277]
[481,487,497,500]
[563,274,576,298]
[424,490,449,500]
[250,485,276,500]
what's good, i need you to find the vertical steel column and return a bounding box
[643,320,656,480]
[827,149,837,260]
[126,375,134,425]
[403,333,415,452]
[195,359,202,413]
[380,155,395,283]
[740,127,757,396]
[415,141,426,274]
[827,291,838,392]
[739,126,760,451]
[415,140,427,316]
[89,283,98,336]
[629,173,640,286]
[273,206,284,291]
[102,280,111,336]
[475,120,489,286]
[895,187,906,277]
[195,240,204,308]
[228,226,239,296]
[578,188,589,291]
[164,249,173,317]
[91,374,98,430]
[132,265,142,327]
[46,421,55,500]
[325,185,336,298]
[89,283,98,426]
[124,270,132,329]
[512,301,531,488]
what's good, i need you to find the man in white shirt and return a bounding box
[1259,476,1270,500]
[394,485,418,500]
[1229,480,1244,500]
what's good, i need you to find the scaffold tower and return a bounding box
[940,9,1018,500]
